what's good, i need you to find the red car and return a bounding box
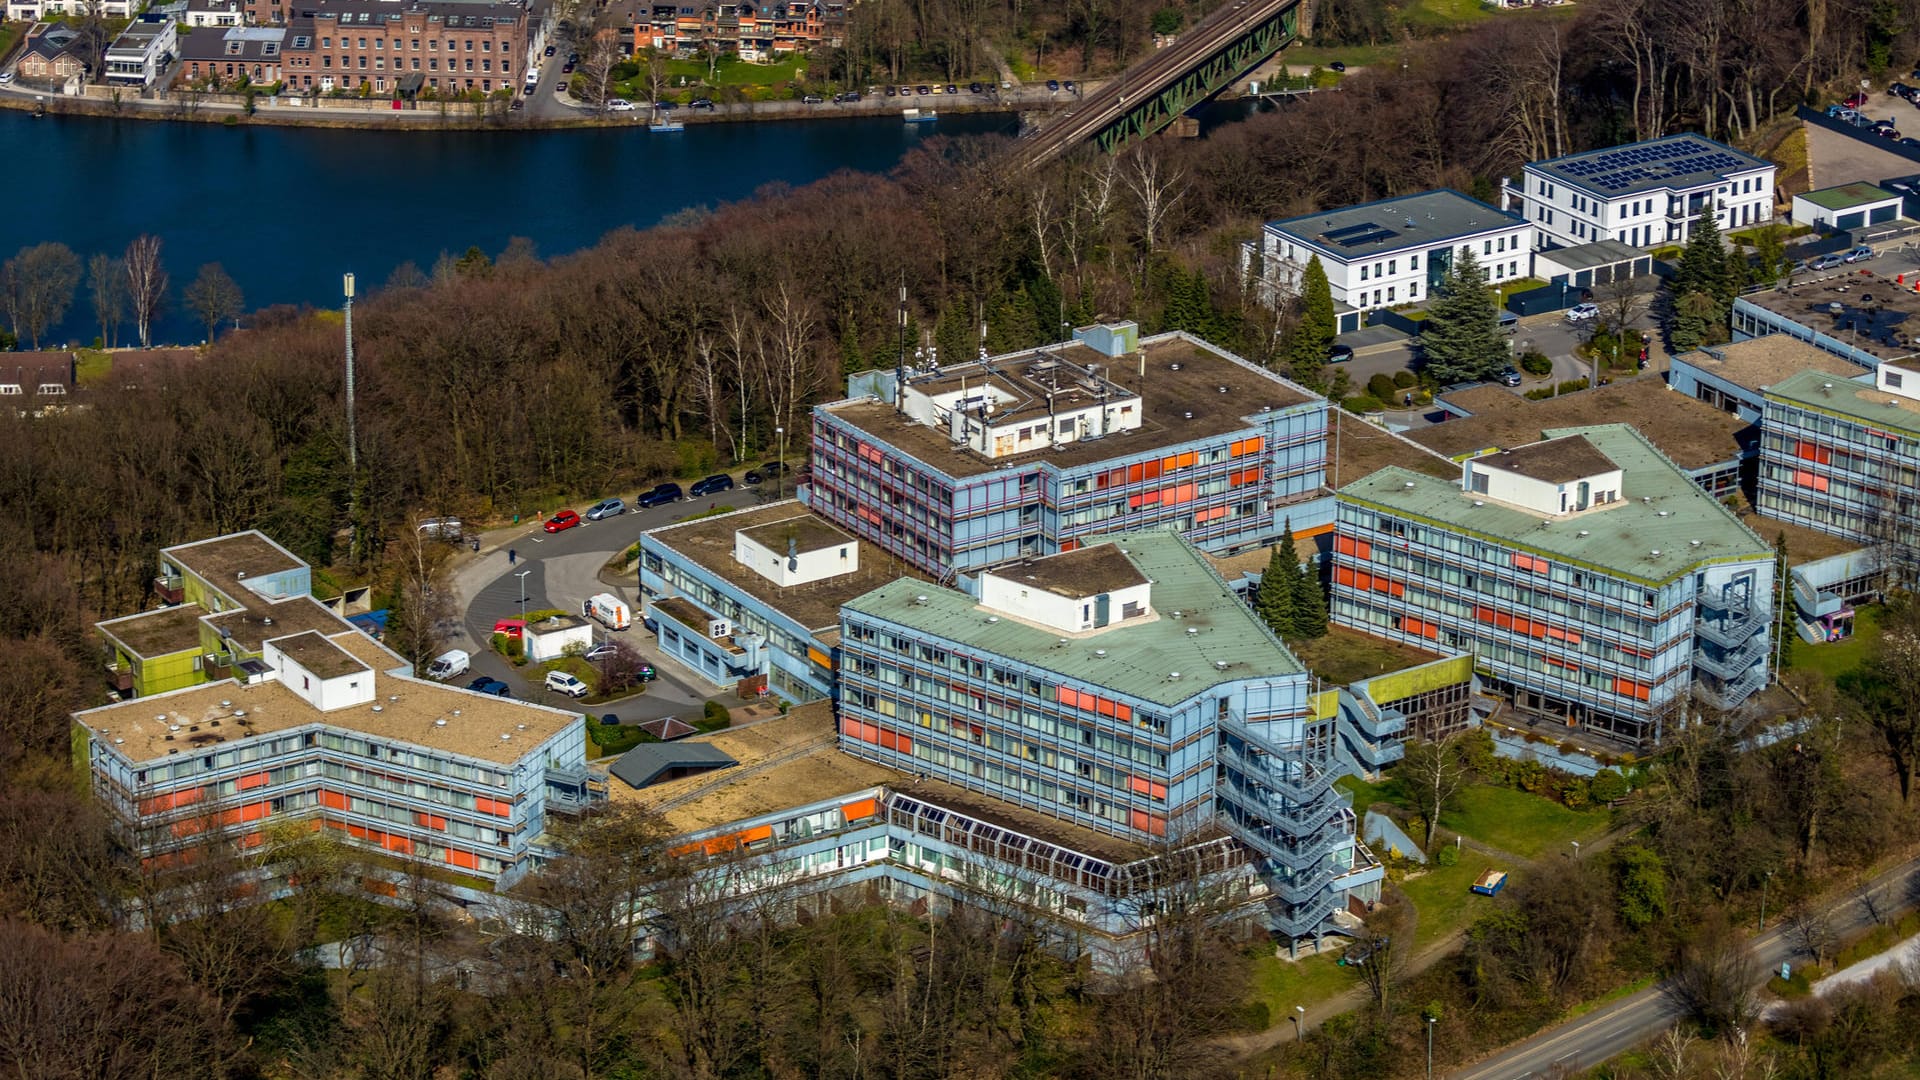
[1846,92,1870,108]
[543,509,581,533]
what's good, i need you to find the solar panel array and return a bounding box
[1321,221,1401,248]
[1549,138,1754,194]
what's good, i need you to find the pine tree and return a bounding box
[1257,529,1301,639]
[1674,203,1734,308]
[1289,541,1329,639]
[1669,290,1721,352]
[1282,255,1336,388]
[1418,248,1505,386]
[1774,531,1794,669]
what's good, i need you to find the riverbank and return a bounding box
[0,78,1065,132]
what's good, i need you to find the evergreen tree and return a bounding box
[1282,255,1336,388]
[1256,528,1301,639]
[1775,531,1794,670]
[1668,290,1721,352]
[1673,203,1734,308]
[1289,541,1329,639]
[1417,248,1505,385]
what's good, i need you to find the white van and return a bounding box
[582,593,631,631]
[426,649,471,681]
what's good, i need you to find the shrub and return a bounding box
[1392,370,1418,389]
[699,700,732,732]
[1435,843,1459,867]
[1367,373,1398,401]
[1519,350,1552,376]
[1343,394,1384,414]
[1590,768,1630,803]
[1559,777,1590,810]
[522,608,566,623]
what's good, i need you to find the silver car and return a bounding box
[585,497,626,520]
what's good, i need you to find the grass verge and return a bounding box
[1399,850,1500,949]
[1242,946,1359,1028]
[1437,785,1611,859]
[1788,603,1881,680]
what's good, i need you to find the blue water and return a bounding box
[0,108,1017,344]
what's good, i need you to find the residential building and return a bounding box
[187,0,249,25]
[1333,425,1775,745]
[1412,380,1751,500]
[5,0,138,20]
[1515,134,1776,250]
[1758,362,1920,574]
[280,0,525,96]
[834,532,1384,946]
[804,324,1331,580]
[1243,189,1534,333]
[1791,182,1906,233]
[74,621,602,885]
[178,27,288,85]
[14,26,87,85]
[0,350,77,409]
[1670,335,1870,425]
[638,500,934,702]
[638,0,831,59]
[104,18,179,87]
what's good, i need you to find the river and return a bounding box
[0,108,1017,346]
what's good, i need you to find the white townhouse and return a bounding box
[1513,134,1776,250]
[1244,189,1534,334]
[5,0,139,19]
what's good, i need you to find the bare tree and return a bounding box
[384,528,455,669]
[1350,892,1413,1018]
[1400,732,1468,852]
[184,263,244,342]
[1786,903,1837,968]
[1668,918,1760,1035]
[87,253,126,348]
[2,242,83,349]
[1122,147,1186,258]
[124,234,169,348]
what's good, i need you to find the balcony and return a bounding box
[154,574,184,606]
[107,663,134,694]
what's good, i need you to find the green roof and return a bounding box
[1337,424,1769,586]
[1766,368,1920,438]
[842,532,1304,707]
[1797,182,1899,211]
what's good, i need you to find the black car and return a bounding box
[916,85,930,95]
[690,473,735,497]
[1046,79,1060,91]
[885,85,897,96]
[690,97,714,109]
[1330,60,1347,72]
[467,676,495,692]
[968,81,982,93]
[1063,80,1075,92]
[945,84,957,94]
[758,460,789,476]
[743,467,765,485]
[637,482,683,507]
[1327,343,1355,364]
[467,677,511,698]
[544,44,556,56]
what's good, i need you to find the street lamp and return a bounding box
[516,569,532,624]
[1426,1016,1437,1080]
[1290,1004,1305,1041]
[1569,840,1580,859]
[1759,869,1775,932]
[775,425,786,501]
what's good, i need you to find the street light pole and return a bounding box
[1291,1004,1305,1041]
[516,569,532,625]
[1570,840,1580,859]
[775,425,786,501]
[1426,1016,1436,1080]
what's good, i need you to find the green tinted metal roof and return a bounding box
[1336,424,1769,586]
[842,532,1304,707]
[1766,368,1920,438]
[1797,183,1899,211]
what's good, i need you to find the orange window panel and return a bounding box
[318,789,349,811]
[1335,566,1357,587]
[1129,490,1162,509]
[474,796,514,817]
[1060,539,1079,552]
[445,848,481,870]
[1057,687,1084,709]
[740,824,774,844]
[1231,436,1265,457]
[139,787,205,815]
[1194,505,1227,524]
[1130,810,1168,836]
[842,798,879,821]
[237,772,271,791]
[1114,702,1133,721]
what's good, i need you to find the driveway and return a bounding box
[1804,115,1920,189]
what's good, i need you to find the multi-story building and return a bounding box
[74,623,601,884]
[104,19,179,87]
[833,532,1383,944]
[187,0,249,26]
[280,0,525,96]
[1333,424,1775,745]
[639,0,829,58]
[5,0,138,21]
[1759,362,1920,573]
[1512,134,1776,250]
[1732,269,1920,369]
[637,500,934,702]
[804,324,1331,580]
[178,27,288,85]
[1243,189,1534,333]
[1669,335,1869,425]
[14,29,88,85]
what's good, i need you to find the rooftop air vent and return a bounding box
[1650,549,1662,557]
[1169,671,1182,680]
[1094,649,1108,658]
[389,695,399,702]
[1186,627,1199,636]
[1577,530,1590,537]
[262,616,272,626]
[220,700,231,708]
[1404,481,1416,489]
[1657,511,1671,517]
[168,724,181,732]
[113,737,124,745]
[1472,500,1485,507]
[1217,385,1230,394]
[371,705,383,713]
[913,594,929,605]
[516,723,527,731]
[500,733,512,741]
[452,709,460,716]
[1822,382,1834,391]
[986,616,1000,624]
[1689,539,1702,547]
[434,718,448,727]
[1214,660,1229,671]
[1169,362,1183,371]
[232,710,245,718]
[1183,411,1195,420]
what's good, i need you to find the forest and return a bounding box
[7,0,1920,1075]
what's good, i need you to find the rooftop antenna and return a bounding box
[895,275,908,415]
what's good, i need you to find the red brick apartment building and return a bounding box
[280,0,526,95]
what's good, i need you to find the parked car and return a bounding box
[0,72,13,84]
[1809,253,1846,271]
[1327,343,1354,364]
[915,84,930,95]
[545,671,590,699]
[1827,104,1859,120]
[759,460,789,477]
[426,649,471,681]
[1844,244,1876,263]
[417,517,465,542]
[585,497,626,520]
[1846,91,1870,108]
[1329,61,1346,72]
[468,677,511,698]
[968,81,983,93]
[605,98,634,111]
[1063,80,1076,91]
[885,85,898,96]
[638,663,657,682]
[802,94,823,103]
[690,97,714,109]
[743,467,765,485]
[584,642,622,663]
[637,482,682,507]
[690,473,735,497]
[1046,79,1060,91]
[653,100,675,110]
[1565,302,1600,321]
[1497,367,1523,387]
[545,44,557,55]
[544,509,582,532]
[945,84,957,94]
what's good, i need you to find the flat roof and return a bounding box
[78,632,581,766]
[1741,513,1864,565]
[1266,189,1525,261]
[1798,182,1900,210]
[1477,434,1617,484]
[823,335,1318,480]
[1736,276,1920,362]
[845,531,1303,707]
[270,630,369,680]
[99,603,208,659]
[164,531,304,610]
[1331,410,1458,482]
[1674,335,1870,391]
[1540,239,1644,272]
[985,543,1148,600]
[737,514,854,556]
[1766,368,1920,438]
[1527,134,1772,199]
[1340,425,1770,585]
[205,596,356,653]
[644,501,933,631]
[1413,380,1748,470]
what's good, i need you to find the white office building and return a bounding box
[1513,134,1776,251]
[1244,189,1534,334]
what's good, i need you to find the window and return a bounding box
[1360,265,1369,282]
[1387,286,1396,302]
[1890,372,1905,388]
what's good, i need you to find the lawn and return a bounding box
[1495,277,1548,304]
[75,349,112,387]
[1243,946,1361,1025]
[1437,784,1610,859]
[665,54,804,87]
[1788,603,1881,681]
[1399,850,1501,948]
[1288,625,1442,686]
[1400,0,1496,30]
[1285,43,1402,69]
[1338,773,1407,815]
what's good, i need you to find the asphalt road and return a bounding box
[1449,855,1920,1079]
